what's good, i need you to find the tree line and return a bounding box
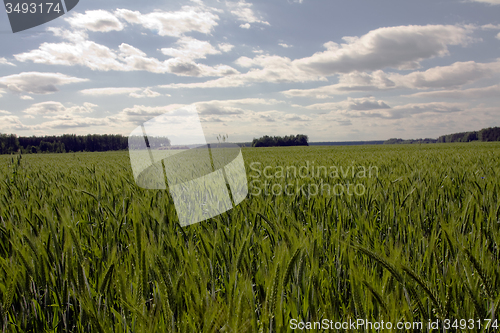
[436,127,500,143]
[252,134,308,147]
[0,133,174,154]
[385,127,500,144]
[0,134,130,154]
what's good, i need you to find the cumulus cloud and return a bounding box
[284,114,311,121]
[0,57,15,66]
[406,84,500,99]
[481,23,500,30]
[163,58,239,76]
[218,43,235,52]
[161,54,326,88]
[0,115,27,131]
[32,117,109,130]
[0,72,88,95]
[295,25,475,75]
[15,29,238,77]
[279,43,292,48]
[306,97,391,111]
[23,101,98,116]
[66,10,125,32]
[226,0,270,28]
[162,25,476,89]
[195,98,284,115]
[198,97,284,106]
[282,60,500,98]
[161,37,221,59]
[129,88,161,98]
[469,0,500,4]
[111,104,187,125]
[197,105,245,115]
[115,7,219,37]
[14,37,125,71]
[80,87,161,98]
[46,27,89,43]
[307,100,465,119]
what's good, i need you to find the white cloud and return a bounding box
[406,84,500,99]
[226,0,270,28]
[129,88,161,98]
[32,117,109,130]
[111,104,186,125]
[161,54,326,88]
[15,29,238,77]
[81,87,143,96]
[218,43,235,53]
[159,78,245,89]
[195,98,284,115]
[383,60,500,88]
[66,10,125,32]
[469,0,500,4]
[306,97,391,111]
[282,60,500,98]
[294,25,474,75]
[0,110,10,115]
[46,27,88,43]
[197,104,245,115]
[279,43,292,48]
[307,100,466,119]
[164,58,239,76]
[14,38,126,71]
[284,114,311,121]
[118,43,168,73]
[497,32,500,40]
[0,72,88,95]
[162,25,477,89]
[23,101,97,116]
[20,95,33,100]
[0,57,15,66]
[115,7,219,37]
[80,87,161,98]
[0,115,27,131]
[161,37,221,60]
[481,23,500,29]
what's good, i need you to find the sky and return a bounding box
[0,0,499,142]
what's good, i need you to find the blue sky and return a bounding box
[0,0,499,142]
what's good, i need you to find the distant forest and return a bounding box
[384,126,500,144]
[0,134,173,154]
[252,134,309,147]
[0,134,130,154]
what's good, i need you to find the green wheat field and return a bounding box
[0,143,499,332]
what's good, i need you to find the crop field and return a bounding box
[0,143,500,332]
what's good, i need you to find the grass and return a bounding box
[0,143,499,332]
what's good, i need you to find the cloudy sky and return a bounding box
[0,0,499,142]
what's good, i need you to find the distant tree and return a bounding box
[1,133,134,155]
[479,127,500,141]
[252,134,308,147]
